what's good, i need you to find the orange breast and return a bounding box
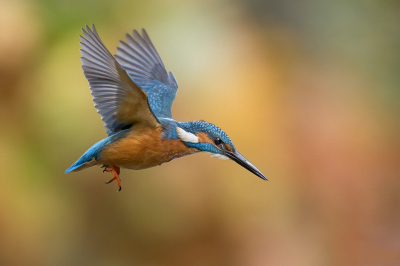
[98,125,197,170]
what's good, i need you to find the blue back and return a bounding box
[141,79,177,119]
[115,29,178,121]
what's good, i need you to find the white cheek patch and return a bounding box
[176,127,199,143]
[205,152,230,160]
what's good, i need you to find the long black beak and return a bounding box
[224,150,268,181]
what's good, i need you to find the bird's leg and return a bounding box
[103,165,121,192]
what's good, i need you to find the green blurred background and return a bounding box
[1,0,400,265]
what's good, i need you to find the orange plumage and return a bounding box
[66,25,267,192]
[98,125,198,170]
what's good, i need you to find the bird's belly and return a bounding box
[98,127,196,170]
[105,149,181,170]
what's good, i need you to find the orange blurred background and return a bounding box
[1,0,400,265]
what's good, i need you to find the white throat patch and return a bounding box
[176,127,199,143]
[205,152,230,160]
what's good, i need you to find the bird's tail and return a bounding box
[65,138,110,173]
[65,129,129,174]
[65,156,97,173]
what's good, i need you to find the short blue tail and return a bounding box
[65,130,129,174]
[65,138,111,173]
[65,144,101,173]
[65,155,92,173]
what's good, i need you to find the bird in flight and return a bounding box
[65,24,267,191]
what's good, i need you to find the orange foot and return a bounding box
[103,165,121,192]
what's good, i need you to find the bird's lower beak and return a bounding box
[224,150,268,181]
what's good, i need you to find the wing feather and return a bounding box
[115,29,178,120]
[80,24,159,135]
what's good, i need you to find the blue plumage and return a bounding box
[178,121,236,150]
[115,29,178,122]
[66,25,267,192]
[65,129,129,173]
[141,80,177,119]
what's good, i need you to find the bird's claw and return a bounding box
[103,165,122,192]
[102,165,111,173]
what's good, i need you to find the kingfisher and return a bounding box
[65,24,267,191]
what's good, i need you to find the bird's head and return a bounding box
[176,121,267,180]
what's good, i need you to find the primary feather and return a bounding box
[115,29,178,121]
[80,25,159,136]
[66,25,268,184]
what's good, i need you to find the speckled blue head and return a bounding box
[175,120,267,180]
[176,121,235,155]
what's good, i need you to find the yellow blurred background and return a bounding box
[1,0,400,265]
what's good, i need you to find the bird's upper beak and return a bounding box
[223,150,268,181]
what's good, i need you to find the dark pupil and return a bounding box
[214,137,222,145]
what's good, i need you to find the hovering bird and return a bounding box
[66,24,267,191]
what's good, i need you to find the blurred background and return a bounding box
[1,0,400,265]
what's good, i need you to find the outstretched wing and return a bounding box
[80,25,159,136]
[114,29,178,120]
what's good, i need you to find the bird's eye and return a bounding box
[213,137,222,145]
